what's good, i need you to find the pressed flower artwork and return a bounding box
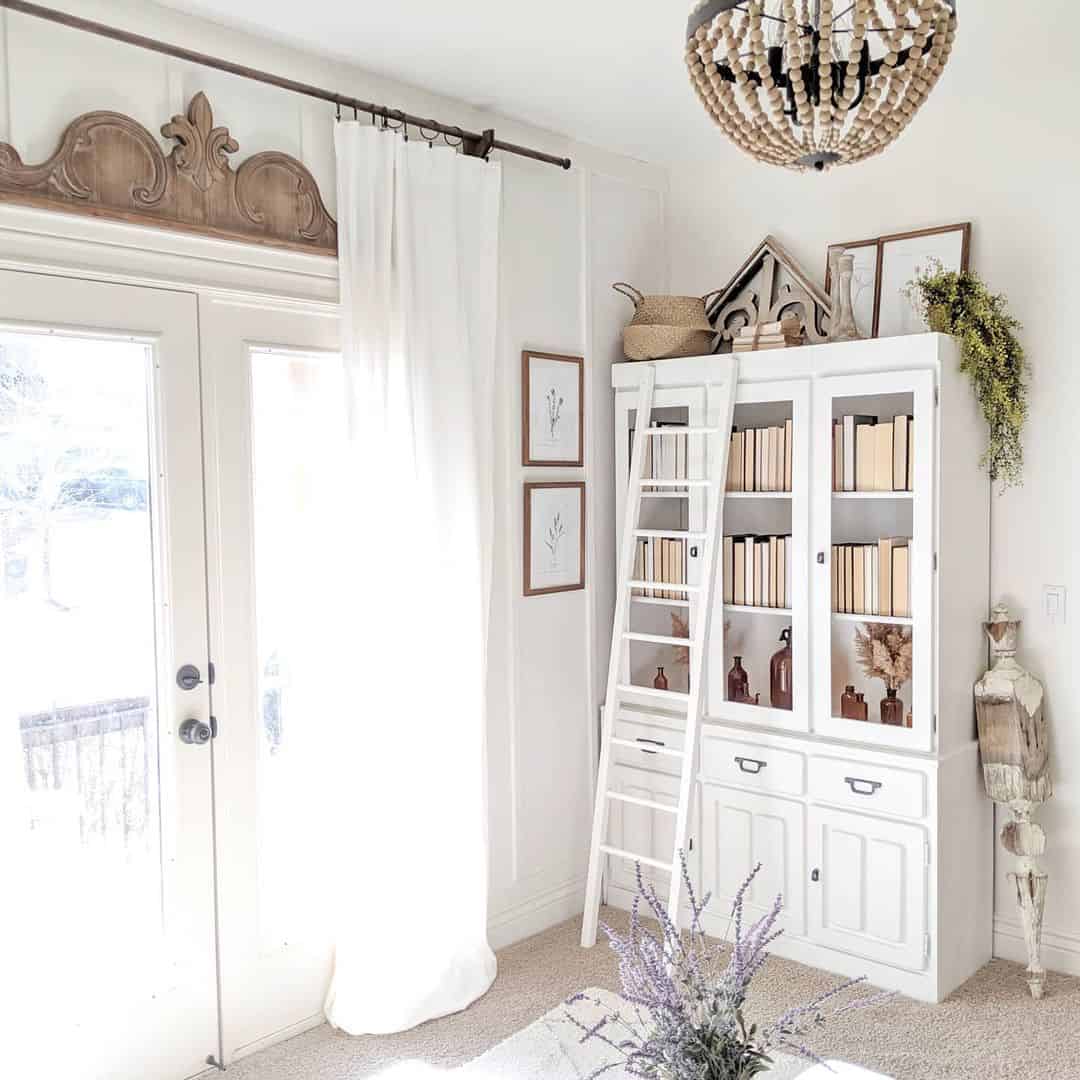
[523,351,583,466]
[524,482,585,595]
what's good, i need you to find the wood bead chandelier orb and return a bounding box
[685,0,957,171]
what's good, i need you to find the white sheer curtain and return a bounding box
[324,124,501,1035]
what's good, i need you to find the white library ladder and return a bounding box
[581,358,738,947]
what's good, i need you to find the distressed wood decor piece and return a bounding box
[706,235,832,351]
[975,603,1053,1000]
[0,91,337,254]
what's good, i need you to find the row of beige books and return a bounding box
[832,413,914,492]
[631,422,689,492]
[631,537,687,599]
[722,534,792,610]
[726,421,793,493]
[832,537,911,617]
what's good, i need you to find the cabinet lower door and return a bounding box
[807,806,928,971]
[699,784,805,936]
[605,765,679,896]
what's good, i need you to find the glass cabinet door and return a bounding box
[812,369,935,751]
[709,379,809,733]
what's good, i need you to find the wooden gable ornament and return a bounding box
[706,235,832,350]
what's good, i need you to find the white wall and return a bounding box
[664,1,1080,976]
[0,0,668,949]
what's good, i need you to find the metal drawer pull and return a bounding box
[735,756,768,775]
[636,737,664,756]
[844,776,882,796]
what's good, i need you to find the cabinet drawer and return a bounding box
[611,715,685,774]
[809,755,926,820]
[701,736,805,796]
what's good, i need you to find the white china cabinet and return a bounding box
[604,334,993,1003]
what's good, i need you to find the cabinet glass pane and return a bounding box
[720,398,795,717]
[827,390,916,731]
[626,404,693,694]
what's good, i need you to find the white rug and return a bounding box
[369,989,889,1080]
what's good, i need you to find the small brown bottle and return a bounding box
[854,691,868,722]
[654,666,669,691]
[840,684,858,720]
[881,687,903,726]
[769,627,793,711]
[728,656,749,702]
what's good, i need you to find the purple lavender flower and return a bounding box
[567,853,889,1079]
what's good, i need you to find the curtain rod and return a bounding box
[0,0,573,170]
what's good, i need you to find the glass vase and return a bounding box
[880,687,903,726]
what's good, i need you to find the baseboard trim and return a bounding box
[993,916,1080,977]
[488,876,585,950]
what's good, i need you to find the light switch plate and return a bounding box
[1043,585,1066,625]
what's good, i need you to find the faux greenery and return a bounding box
[905,261,1028,486]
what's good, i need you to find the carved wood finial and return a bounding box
[162,91,239,193]
[0,92,336,255]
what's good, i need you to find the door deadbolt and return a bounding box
[176,664,203,691]
[179,718,212,745]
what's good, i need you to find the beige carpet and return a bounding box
[229,907,1080,1080]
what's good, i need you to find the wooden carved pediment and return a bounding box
[0,92,337,255]
[706,235,832,350]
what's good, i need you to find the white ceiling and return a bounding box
[153,0,707,163]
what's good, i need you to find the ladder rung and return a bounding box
[641,427,721,436]
[617,684,690,704]
[642,479,711,488]
[599,845,674,872]
[623,631,698,647]
[605,791,678,813]
[627,580,699,593]
[634,529,707,540]
[609,736,685,759]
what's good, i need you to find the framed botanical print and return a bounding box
[522,350,584,467]
[826,222,971,338]
[523,481,586,596]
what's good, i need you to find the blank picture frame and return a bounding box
[522,350,584,467]
[826,223,971,338]
[523,481,586,596]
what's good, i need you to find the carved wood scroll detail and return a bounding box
[0,92,337,255]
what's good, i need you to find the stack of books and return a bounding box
[631,422,688,491]
[726,421,793,492]
[722,534,792,610]
[732,317,803,353]
[831,537,911,617]
[632,537,687,599]
[832,413,914,492]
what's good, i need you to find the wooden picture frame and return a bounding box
[523,481,586,596]
[826,223,971,338]
[521,350,584,467]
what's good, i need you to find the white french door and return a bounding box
[0,271,218,1079]
[199,295,342,1063]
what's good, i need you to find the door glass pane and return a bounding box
[828,391,915,730]
[1,330,163,991]
[250,348,344,948]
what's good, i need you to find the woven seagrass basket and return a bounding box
[613,282,720,361]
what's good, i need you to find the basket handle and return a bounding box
[612,282,645,308]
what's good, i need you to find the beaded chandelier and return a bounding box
[685,0,957,172]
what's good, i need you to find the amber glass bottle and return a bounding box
[881,687,904,726]
[840,684,859,720]
[769,627,793,711]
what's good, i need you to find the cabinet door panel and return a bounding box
[808,807,927,971]
[700,784,805,936]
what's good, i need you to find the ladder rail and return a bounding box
[581,365,656,947]
[665,371,738,921]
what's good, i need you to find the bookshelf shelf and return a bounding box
[724,491,792,500]
[725,604,793,616]
[832,491,913,500]
[832,611,913,627]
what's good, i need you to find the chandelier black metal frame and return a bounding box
[685,0,957,171]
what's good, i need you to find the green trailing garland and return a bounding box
[906,262,1028,486]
